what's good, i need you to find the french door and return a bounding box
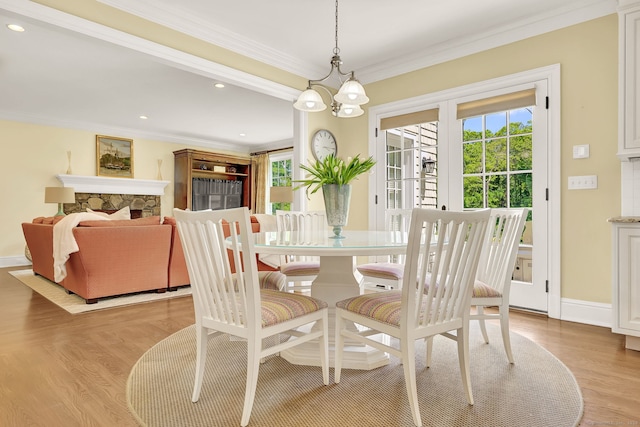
[370,79,551,313]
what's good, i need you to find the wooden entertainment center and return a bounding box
[173,149,253,211]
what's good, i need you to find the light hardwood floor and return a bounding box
[1,266,639,426]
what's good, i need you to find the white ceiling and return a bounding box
[0,0,616,152]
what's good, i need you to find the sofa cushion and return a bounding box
[163,215,261,234]
[33,216,64,225]
[78,216,162,227]
[86,206,131,220]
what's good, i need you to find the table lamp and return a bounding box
[45,186,76,216]
[269,186,293,204]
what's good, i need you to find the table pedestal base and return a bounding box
[281,255,390,370]
[280,341,389,370]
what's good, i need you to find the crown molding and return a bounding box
[618,0,640,10]
[97,0,321,80]
[97,0,616,85]
[359,0,617,83]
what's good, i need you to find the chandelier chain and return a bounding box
[333,0,340,55]
[293,0,367,117]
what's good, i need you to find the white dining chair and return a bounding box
[174,207,329,427]
[275,210,325,291]
[471,207,529,364]
[356,208,413,291]
[335,208,490,427]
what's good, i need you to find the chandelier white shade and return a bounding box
[293,89,327,112]
[336,104,364,118]
[334,79,369,105]
[293,0,368,118]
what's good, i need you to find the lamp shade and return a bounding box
[270,186,293,203]
[334,79,369,105]
[294,89,327,112]
[336,104,364,118]
[44,186,76,203]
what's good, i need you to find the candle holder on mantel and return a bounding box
[66,150,72,175]
[157,159,163,180]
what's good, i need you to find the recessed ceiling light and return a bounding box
[239,133,246,137]
[214,83,225,89]
[7,24,25,32]
[139,115,148,120]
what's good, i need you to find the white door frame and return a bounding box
[368,64,561,319]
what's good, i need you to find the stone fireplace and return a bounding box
[56,174,169,217]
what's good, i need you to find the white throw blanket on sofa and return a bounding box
[52,212,110,282]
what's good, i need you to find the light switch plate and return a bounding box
[572,144,590,159]
[568,175,598,189]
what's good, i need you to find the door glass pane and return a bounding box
[463,141,483,174]
[384,122,438,211]
[463,116,482,141]
[486,112,506,136]
[509,173,532,208]
[486,138,507,172]
[510,135,532,171]
[510,108,532,135]
[486,174,507,208]
[463,176,483,209]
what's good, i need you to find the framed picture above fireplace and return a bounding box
[96,135,134,178]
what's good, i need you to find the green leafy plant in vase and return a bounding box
[294,154,376,238]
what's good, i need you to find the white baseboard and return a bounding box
[560,297,612,328]
[0,256,32,268]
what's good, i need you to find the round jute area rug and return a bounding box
[127,324,583,427]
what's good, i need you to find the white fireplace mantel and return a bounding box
[56,174,169,196]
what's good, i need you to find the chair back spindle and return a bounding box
[405,209,490,330]
[175,207,259,333]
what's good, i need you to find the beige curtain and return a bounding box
[253,153,269,214]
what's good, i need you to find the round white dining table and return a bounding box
[254,229,409,370]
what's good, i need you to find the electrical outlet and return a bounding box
[568,175,598,190]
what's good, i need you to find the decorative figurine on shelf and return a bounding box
[199,164,208,170]
[227,166,237,173]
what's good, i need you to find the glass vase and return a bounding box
[322,184,352,239]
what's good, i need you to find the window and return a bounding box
[269,152,293,214]
[462,107,533,210]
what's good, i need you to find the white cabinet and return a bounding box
[612,221,640,350]
[619,1,640,160]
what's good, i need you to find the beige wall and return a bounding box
[0,120,189,257]
[360,15,620,304]
[5,3,621,305]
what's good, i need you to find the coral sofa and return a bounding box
[23,216,175,303]
[22,214,275,303]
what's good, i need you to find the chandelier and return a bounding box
[293,0,369,118]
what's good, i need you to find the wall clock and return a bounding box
[311,129,337,162]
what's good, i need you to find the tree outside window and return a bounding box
[462,107,532,217]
